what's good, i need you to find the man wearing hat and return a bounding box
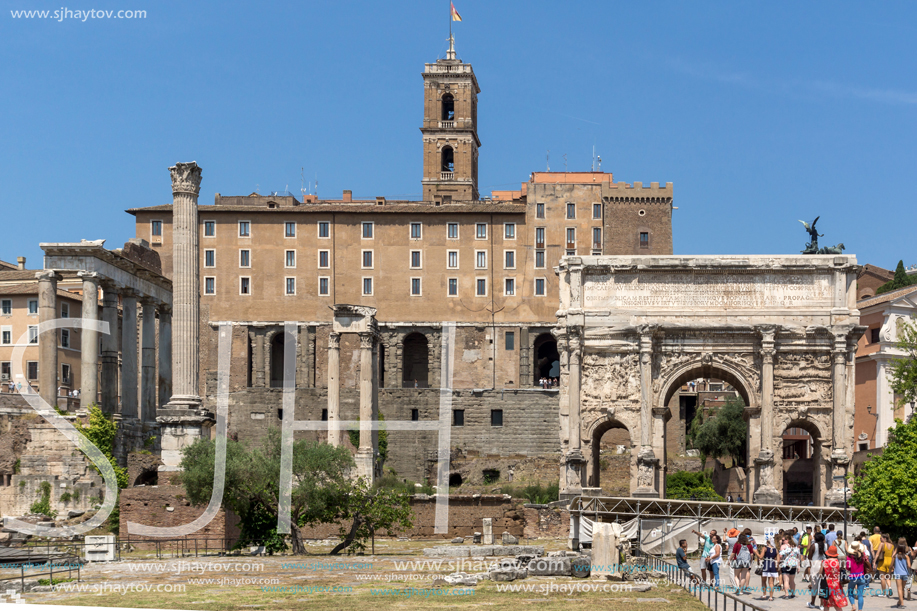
[725,528,740,587]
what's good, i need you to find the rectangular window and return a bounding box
[61,303,69,318]
[285,277,296,295]
[239,249,251,268]
[240,277,251,295]
[204,277,215,295]
[1,327,11,345]
[475,223,487,239]
[535,250,545,268]
[362,222,374,239]
[204,249,215,267]
[505,331,515,350]
[453,409,465,427]
[566,203,576,219]
[491,409,503,427]
[447,223,459,239]
[28,299,38,314]
[411,278,422,296]
[475,251,487,269]
[593,203,602,219]
[321,409,328,422]
[318,221,330,238]
[60,329,70,348]
[447,251,459,269]
[566,249,576,256]
[410,250,422,269]
[504,223,516,239]
[362,250,374,269]
[151,220,162,236]
[362,277,373,296]
[28,325,38,344]
[203,220,215,237]
[284,222,296,238]
[593,227,602,248]
[640,232,649,248]
[1,361,9,381]
[61,363,71,384]
[285,250,296,268]
[319,277,330,296]
[870,327,881,343]
[410,222,422,239]
[238,221,250,237]
[448,278,458,296]
[535,227,545,247]
[504,278,515,296]
[536,203,545,218]
[592,250,602,256]
[476,278,487,296]
[535,278,546,296]
[27,361,38,380]
[318,250,330,268]
[566,228,576,244]
[0,300,10,315]
[411,408,419,421]
[504,250,515,269]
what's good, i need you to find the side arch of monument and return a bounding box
[555,255,864,506]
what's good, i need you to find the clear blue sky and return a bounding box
[2,0,914,270]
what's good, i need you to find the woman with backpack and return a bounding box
[731,533,755,594]
[807,532,827,609]
[778,536,800,598]
[708,534,723,589]
[846,540,870,611]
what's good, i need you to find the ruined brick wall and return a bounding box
[119,485,240,549]
[523,506,570,539]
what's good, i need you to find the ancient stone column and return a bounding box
[371,333,380,472]
[120,290,139,419]
[77,271,100,409]
[568,330,583,454]
[634,326,659,498]
[753,326,781,504]
[327,332,341,447]
[826,332,851,507]
[355,332,375,482]
[166,161,202,409]
[140,298,157,422]
[158,306,172,409]
[36,271,61,407]
[99,282,120,414]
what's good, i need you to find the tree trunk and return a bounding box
[329,516,363,555]
[290,522,307,555]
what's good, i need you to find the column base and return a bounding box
[824,489,851,508]
[633,488,660,499]
[157,407,214,469]
[560,450,586,498]
[753,487,782,505]
[164,395,203,411]
[354,449,375,485]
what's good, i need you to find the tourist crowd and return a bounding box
[674,524,917,609]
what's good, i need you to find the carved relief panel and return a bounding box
[581,353,640,411]
[773,353,832,406]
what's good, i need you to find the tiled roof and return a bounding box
[858,264,894,280]
[0,270,40,282]
[858,284,917,308]
[126,202,527,215]
[0,260,19,271]
[0,282,82,300]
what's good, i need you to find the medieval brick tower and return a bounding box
[421,35,480,202]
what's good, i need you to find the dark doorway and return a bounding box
[533,333,560,385]
[270,333,285,388]
[441,146,454,173]
[442,93,455,120]
[379,343,386,388]
[134,470,158,487]
[402,333,429,388]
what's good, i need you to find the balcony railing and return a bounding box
[441,172,454,181]
[439,121,455,128]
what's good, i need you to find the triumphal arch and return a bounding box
[555,255,864,506]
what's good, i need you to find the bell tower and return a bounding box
[421,35,480,202]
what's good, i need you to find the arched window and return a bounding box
[441,146,454,173]
[533,333,560,385]
[442,93,455,121]
[402,333,429,388]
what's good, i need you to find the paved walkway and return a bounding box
[687,558,917,611]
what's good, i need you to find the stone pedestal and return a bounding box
[592,522,623,578]
[482,518,493,545]
[752,450,782,505]
[560,450,585,499]
[633,448,660,499]
[824,453,850,508]
[157,408,213,469]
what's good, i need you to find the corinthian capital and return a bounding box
[169,161,202,195]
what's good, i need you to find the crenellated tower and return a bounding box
[421,35,480,202]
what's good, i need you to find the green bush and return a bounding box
[59,492,72,503]
[666,470,722,501]
[30,481,57,517]
[500,482,560,504]
[376,473,434,495]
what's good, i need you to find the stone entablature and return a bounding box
[556,255,864,507]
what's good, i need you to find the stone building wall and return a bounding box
[119,485,240,549]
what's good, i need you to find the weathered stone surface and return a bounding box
[527,556,572,576]
[451,537,464,544]
[482,517,493,545]
[502,531,518,544]
[592,522,623,578]
[442,572,478,586]
[489,568,527,582]
[570,555,591,578]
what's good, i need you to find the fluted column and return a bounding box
[36,271,61,407]
[327,332,341,446]
[826,331,851,507]
[166,161,202,409]
[371,334,380,474]
[634,325,660,498]
[78,272,101,409]
[753,325,781,504]
[99,282,120,414]
[120,290,139,419]
[355,332,375,482]
[140,298,157,422]
[158,306,172,409]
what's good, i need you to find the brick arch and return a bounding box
[583,412,639,492]
[656,359,759,409]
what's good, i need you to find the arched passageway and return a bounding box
[587,418,634,494]
[533,334,559,385]
[781,421,823,506]
[402,333,429,388]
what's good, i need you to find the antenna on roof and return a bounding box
[546,150,550,172]
[563,154,567,172]
[597,155,602,172]
[315,173,318,199]
[301,168,306,201]
[592,145,595,172]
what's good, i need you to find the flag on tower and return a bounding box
[451,2,462,22]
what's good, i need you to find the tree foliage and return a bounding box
[180,429,413,555]
[687,397,748,468]
[849,415,917,542]
[876,260,917,295]
[74,404,128,489]
[890,320,917,408]
[666,470,722,501]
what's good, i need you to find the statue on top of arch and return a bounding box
[800,217,846,255]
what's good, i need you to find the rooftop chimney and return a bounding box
[343,190,352,202]
[17,257,25,270]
